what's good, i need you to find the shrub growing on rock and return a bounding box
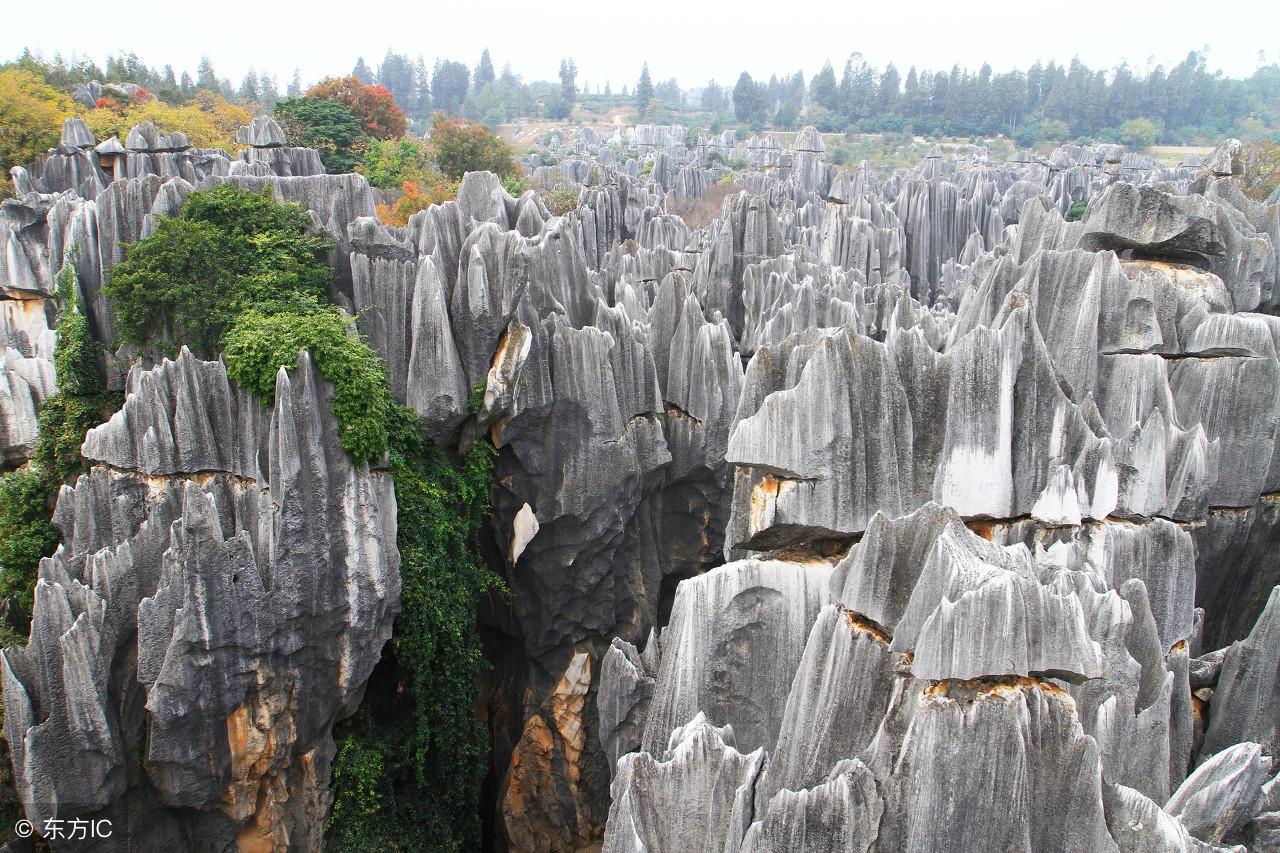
[223,308,393,464]
[0,468,59,635]
[105,183,333,356]
[360,137,437,189]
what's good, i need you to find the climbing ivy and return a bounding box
[468,380,487,414]
[34,264,119,485]
[326,413,501,852]
[52,263,103,397]
[31,393,115,486]
[0,467,58,644]
[222,308,393,464]
[0,260,118,641]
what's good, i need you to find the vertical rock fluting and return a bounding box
[592,135,1280,852]
[2,350,399,850]
[7,119,1280,851]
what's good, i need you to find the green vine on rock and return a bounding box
[325,413,501,852]
[222,308,393,464]
[468,380,487,414]
[0,259,119,643]
[0,468,58,645]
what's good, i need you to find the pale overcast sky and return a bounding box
[3,0,1277,90]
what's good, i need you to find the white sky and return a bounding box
[3,0,1277,91]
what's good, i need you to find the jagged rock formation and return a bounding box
[0,118,400,849]
[586,134,1280,853]
[5,119,1280,852]
[235,117,324,178]
[2,350,398,849]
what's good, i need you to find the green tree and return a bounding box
[1119,116,1158,150]
[374,52,418,118]
[774,101,799,129]
[700,80,725,114]
[196,56,218,90]
[474,49,495,91]
[636,63,654,118]
[877,63,901,115]
[237,68,259,102]
[1041,118,1071,142]
[1013,120,1042,148]
[733,71,767,128]
[809,62,838,111]
[543,89,571,120]
[273,96,366,172]
[559,57,577,105]
[431,60,470,114]
[359,137,437,189]
[413,57,432,117]
[352,57,374,84]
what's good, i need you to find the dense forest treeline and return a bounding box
[726,52,1280,145]
[6,45,1279,146]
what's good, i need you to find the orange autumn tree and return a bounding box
[306,76,406,139]
[376,178,459,227]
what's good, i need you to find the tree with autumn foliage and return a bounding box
[84,92,250,151]
[377,178,460,226]
[428,113,518,181]
[306,75,406,139]
[0,68,73,197]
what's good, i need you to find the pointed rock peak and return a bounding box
[1202,138,1244,177]
[61,118,95,149]
[793,126,825,154]
[94,135,125,155]
[236,116,288,148]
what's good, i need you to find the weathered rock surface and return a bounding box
[596,180,1279,839]
[7,122,1280,852]
[1166,742,1272,845]
[235,116,288,148]
[602,713,764,853]
[2,350,399,849]
[1200,588,1280,759]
